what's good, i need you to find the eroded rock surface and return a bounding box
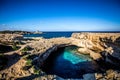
[0,33,120,80]
[72,33,120,60]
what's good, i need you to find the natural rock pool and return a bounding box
[41,46,100,79]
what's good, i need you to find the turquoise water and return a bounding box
[63,47,91,64]
[41,46,99,79]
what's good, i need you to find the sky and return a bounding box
[0,0,120,31]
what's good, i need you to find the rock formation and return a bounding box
[0,32,120,80]
[0,34,23,43]
[71,33,120,60]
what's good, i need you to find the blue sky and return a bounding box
[0,0,120,31]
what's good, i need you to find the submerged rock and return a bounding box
[83,73,96,80]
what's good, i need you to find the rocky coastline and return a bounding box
[0,32,120,80]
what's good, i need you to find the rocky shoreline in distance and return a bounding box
[0,32,120,80]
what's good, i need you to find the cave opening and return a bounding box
[40,45,101,79]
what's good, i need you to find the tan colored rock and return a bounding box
[0,74,2,79]
[105,47,113,55]
[1,32,120,79]
[71,38,94,49]
[90,51,102,60]
[78,48,90,54]
[72,33,120,43]
[105,70,116,80]
[0,34,23,44]
[0,59,26,79]
[95,73,103,80]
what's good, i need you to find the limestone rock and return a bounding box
[71,38,94,49]
[95,73,103,80]
[1,32,120,79]
[105,47,113,55]
[90,51,102,60]
[78,48,90,54]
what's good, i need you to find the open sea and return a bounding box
[23,32,73,38]
[23,31,120,39]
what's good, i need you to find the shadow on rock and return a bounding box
[0,53,21,71]
[98,36,120,71]
[0,44,13,53]
[16,74,41,80]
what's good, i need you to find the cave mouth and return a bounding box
[41,45,101,79]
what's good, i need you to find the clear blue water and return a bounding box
[41,46,100,79]
[23,32,73,38]
[63,47,91,64]
[23,31,120,39]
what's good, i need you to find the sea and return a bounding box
[23,31,120,39]
[23,32,73,38]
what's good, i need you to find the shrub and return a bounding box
[33,66,40,74]
[12,44,19,50]
[21,47,28,52]
[21,46,32,52]
[26,59,32,66]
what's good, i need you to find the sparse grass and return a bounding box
[22,54,41,75]
[21,47,29,52]
[22,54,30,59]
[21,46,32,53]
[32,65,42,75]
[12,44,19,50]
[26,59,32,66]
[33,66,40,74]
[23,54,37,66]
[22,58,32,70]
[20,47,30,55]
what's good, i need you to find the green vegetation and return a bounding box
[22,57,32,70]
[12,44,19,50]
[22,54,30,59]
[21,46,33,56]
[21,47,29,52]
[22,54,41,75]
[21,46,32,53]
[34,69,40,74]
[21,52,42,75]
[22,53,33,70]
[33,66,40,74]
[26,59,32,66]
